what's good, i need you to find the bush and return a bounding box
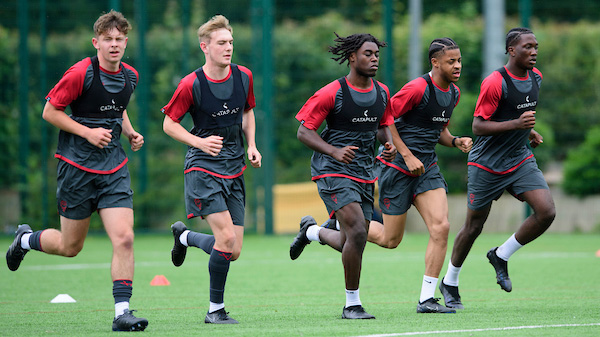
[563,126,600,196]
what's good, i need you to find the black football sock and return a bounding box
[208,249,231,307]
[187,231,215,254]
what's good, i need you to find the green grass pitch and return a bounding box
[1,232,599,336]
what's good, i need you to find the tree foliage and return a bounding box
[563,126,600,196]
[2,2,600,228]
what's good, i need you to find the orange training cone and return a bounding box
[150,275,171,286]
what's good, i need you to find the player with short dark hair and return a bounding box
[289,32,398,319]
[162,14,261,324]
[5,10,148,331]
[439,28,556,309]
[367,37,471,313]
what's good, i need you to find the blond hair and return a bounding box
[197,15,233,43]
[93,10,131,36]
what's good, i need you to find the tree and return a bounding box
[563,126,600,196]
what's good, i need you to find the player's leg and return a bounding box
[486,188,555,293]
[100,207,147,331]
[336,203,375,319]
[203,210,239,324]
[369,166,413,249]
[8,161,94,268]
[290,177,349,257]
[512,188,555,246]
[489,164,555,292]
[367,213,407,249]
[444,164,496,285]
[39,217,90,257]
[317,220,346,252]
[439,205,490,308]
[6,216,90,271]
[101,207,135,282]
[413,188,455,313]
[170,220,215,267]
[171,171,222,266]
[448,206,490,272]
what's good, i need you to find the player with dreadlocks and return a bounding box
[289,33,399,319]
[440,27,555,309]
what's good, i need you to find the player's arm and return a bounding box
[121,109,144,152]
[162,116,223,157]
[472,112,536,136]
[388,79,426,175]
[392,127,424,176]
[42,100,113,149]
[529,129,544,148]
[438,126,472,153]
[472,71,536,136]
[242,108,262,168]
[297,124,357,164]
[376,126,396,162]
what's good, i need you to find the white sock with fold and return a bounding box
[443,261,461,287]
[496,233,523,261]
[21,233,32,250]
[209,301,225,313]
[115,301,129,318]
[345,289,361,307]
[179,230,190,247]
[420,275,438,303]
[306,225,322,243]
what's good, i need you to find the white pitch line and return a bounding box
[353,323,600,337]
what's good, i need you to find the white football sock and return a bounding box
[179,230,190,247]
[420,275,438,303]
[115,301,129,318]
[496,233,523,261]
[209,301,225,313]
[442,261,461,287]
[345,289,361,307]
[21,233,32,250]
[306,225,322,243]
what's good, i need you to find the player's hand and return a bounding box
[331,146,358,164]
[529,130,544,148]
[86,127,113,149]
[403,154,425,176]
[455,136,473,153]
[247,145,262,168]
[128,132,144,152]
[197,135,223,156]
[380,142,397,162]
[515,111,536,130]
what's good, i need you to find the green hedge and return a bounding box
[2,11,600,228]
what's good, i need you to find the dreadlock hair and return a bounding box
[505,27,534,54]
[428,37,459,66]
[328,32,387,66]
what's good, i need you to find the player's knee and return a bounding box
[463,222,483,238]
[382,238,401,249]
[348,227,368,246]
[231,249,241,261]
[378,233,403,249]
[537,205,556,227]
[113,231,135,251]
[430,220,450,241]
[62,244,83,257]
[219,232,237,251]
